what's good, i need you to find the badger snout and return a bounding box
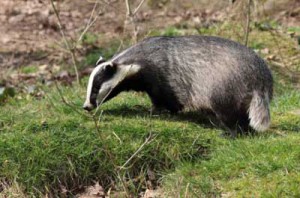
[83,102,95,111]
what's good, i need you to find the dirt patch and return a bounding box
[0,0,223,85]
[0,0,299,85]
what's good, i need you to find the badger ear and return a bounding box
[104,62,117,73]
[95,56,105,66]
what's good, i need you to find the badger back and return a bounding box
[111,36,273,111]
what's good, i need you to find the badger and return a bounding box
[83,36,273,136]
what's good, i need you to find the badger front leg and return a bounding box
[150,105,164,115]
[149,96,173,115]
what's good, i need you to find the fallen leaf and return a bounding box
[290,109,300,116]
[79,182,105,198]
[266,54,277,61]
[27,85,36,94]
[8,14,25,24]
[142,188,162,198]
[261,48,270,54]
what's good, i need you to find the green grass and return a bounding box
[1,23,300,197]
[163,134,300,197]
[20,66,38,74]
[0,84,219,196]
[83,40,123,67]
[1,74,300,197]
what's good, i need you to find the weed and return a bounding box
[81,33,99,46]
[20,66,38,74]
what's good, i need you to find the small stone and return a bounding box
[261,48,270,54]
[8,14,25,24]
[27,85,36,94]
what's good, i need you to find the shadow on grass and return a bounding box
[101,104,276,138]
[102,104,222,130]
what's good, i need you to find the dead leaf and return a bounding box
[8,14,25,24]
[261,48,270,54]
[290,109,300,116]
[27,85,36,94]
[142,189,162,198]
[147,169,156,181]
[79,182,105,198]
[38,64,49,74]
[266,54,277,61]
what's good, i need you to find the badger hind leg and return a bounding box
[211,95,249,137]
[210,103,241,137]
[214,111,240,138]
[248,91,271,132]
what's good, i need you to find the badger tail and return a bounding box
[248,91,271,132]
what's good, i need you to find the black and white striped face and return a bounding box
[83,59,141,111]
[83,61,117,111]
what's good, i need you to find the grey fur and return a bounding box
[84,35,273,134]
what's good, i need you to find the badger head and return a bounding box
[83,56,140,111]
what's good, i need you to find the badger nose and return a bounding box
[83,102,94,111]
[83,105,92,111]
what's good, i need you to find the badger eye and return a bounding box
[104,64,116,75]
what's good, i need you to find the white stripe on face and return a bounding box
[96,64,141,106]
[84,48,132,108]
[83,46,139,110]
[84,62,108,108]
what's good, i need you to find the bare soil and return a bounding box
[0,0,299,84]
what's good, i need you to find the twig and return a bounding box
[78,0,99,42]
[47,1,131,194]
[125,0,132,16]
[133,0,146,15]
[49,0,70,53]
[244,0,251,46]
[77,0,104,43]
[112,131,122,144]
[93,86,114,116]
[119,133,156,170]
[53,81,91,118]
[117,171,130,196]
[124,0,146,43]
[52,75,121,195]
[49,0,80,85]
[184,183,190,198]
